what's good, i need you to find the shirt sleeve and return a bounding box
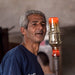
[1,54,22,75]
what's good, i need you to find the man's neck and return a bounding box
[22,41,40,55]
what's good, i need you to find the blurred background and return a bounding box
[0,0,75,75]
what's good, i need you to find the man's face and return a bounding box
[25,14,46,43]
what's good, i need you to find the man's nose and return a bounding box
[38,23,43,30]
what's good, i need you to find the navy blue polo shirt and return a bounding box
[1,45,44,75]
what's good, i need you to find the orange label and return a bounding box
[52,49,60,57]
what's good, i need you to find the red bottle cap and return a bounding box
[49,17,59,25]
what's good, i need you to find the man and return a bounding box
[37,51,55,75]
[0,10,46,75]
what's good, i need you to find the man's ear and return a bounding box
[20,27,26,35]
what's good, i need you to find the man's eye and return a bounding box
[33,23,37,26]
[41,23,46,26]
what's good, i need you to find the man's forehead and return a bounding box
[28,14,45,21]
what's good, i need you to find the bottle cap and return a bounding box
[49,17,59,25]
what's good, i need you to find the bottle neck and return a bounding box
[50,23,60,33]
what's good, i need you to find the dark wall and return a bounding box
[0,28,9,62]
[0,27,19,63]
[61,26,75,75]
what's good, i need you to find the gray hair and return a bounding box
[19,10,46,29]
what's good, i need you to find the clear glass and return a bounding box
[49,17,62,47]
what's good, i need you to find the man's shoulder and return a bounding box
[1,45,26,62]
[4,45,23,56]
